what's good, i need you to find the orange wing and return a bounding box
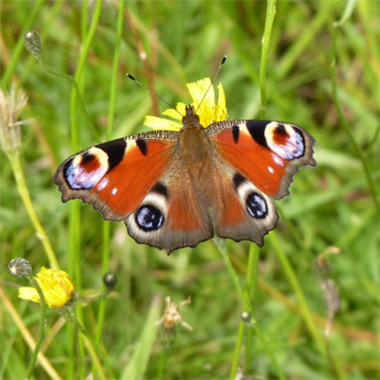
[207,119,315,199]
[54,131,178,221]
[55,131,214,253]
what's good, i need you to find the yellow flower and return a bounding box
[144,77,228,131]
[18,267,75,308]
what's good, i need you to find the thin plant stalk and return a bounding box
[244,244,260,370]
[259,0,277,119]
[67,0,103,377]
[26,277,47,379]
[0,285,62,379]
[96,0,126,344]
[215,241,285,379]
[270,233,326,354]
[330,27,379,214]
[253,324,286,380]
[7,153,59,269]
[215,240,246,308]
[0,0,44,88]
[229,321,245,380]
[270,234,346,380]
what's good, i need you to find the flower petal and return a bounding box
[187,78,214,108]
[18,287,40,303]
[144,116,181,131]
[144,77,228,130]
[162,107,182,121]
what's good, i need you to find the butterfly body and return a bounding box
[55,105,315,253]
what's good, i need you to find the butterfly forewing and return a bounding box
[207,119,315,200]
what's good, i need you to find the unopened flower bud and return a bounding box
[24,31,42,59]
[103,272,118,289]
[240,310,252,324]
[8,258,32,278]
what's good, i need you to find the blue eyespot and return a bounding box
[246,192,267,219]
[135,204,164,231]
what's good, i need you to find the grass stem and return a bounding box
[8,153,59,269]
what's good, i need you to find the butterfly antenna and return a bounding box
[195,55,227,114]
[126,73,183,117]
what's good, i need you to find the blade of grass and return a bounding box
[329,26,379,214]
[96,0,126,344]
[270,232,326,354]
[333,0,358,27]
[270,232,346,380]
[7,153,59,269]
[67,1,103,378]
[0,285,62,380]
[259,0,277,118]
[277,1,333,79]
[121,295,162,380]
[1,0,45,88]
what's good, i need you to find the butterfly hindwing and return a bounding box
[125,159,213,252]
[202,155,278,246]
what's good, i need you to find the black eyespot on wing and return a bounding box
[81,152,96,164]
[135,204,165,231]
[246,120,270,148]
[233,173,246,190]
[246,192,267,219]
[136,138,148,156]
[232,125,240,143]
[151,182,169,199]
[97,138,126,171]
[275,124,287,135]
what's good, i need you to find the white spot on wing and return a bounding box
[97,177,109,191]
[268,166,274,174]
[111,187,118,195]
[273,154,284,166]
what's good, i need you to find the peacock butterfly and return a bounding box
[54,79,315,253]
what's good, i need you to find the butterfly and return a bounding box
[54,83,315,254]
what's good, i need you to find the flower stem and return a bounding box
[26,276,47,379]
[67,1,103,376]
[270,233,326,354]
[7,152,59,269]
[243,244,260,369]
[96,0,126,344]
[259,0,277,119]
[229,321,245,380]
[214,239,247,308]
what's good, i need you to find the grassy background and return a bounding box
[1,1,380,379]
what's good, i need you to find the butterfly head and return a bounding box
[182,105,202,130]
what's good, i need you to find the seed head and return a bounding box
[8,258,32,278]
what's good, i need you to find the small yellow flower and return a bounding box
[144,77,228,131]
[18,267,75,308]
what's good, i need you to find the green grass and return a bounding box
[1,1,380,379]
